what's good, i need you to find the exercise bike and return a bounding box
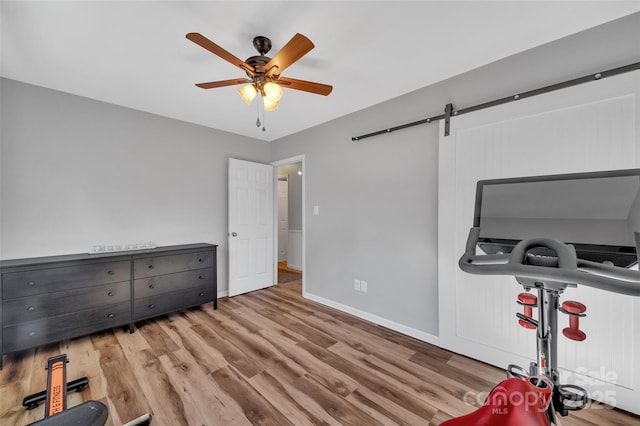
[441,169,640,426]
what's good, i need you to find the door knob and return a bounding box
[231,232,238,237]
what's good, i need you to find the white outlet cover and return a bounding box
[361,281,367,292]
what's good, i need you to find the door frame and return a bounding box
[271,154,305,293]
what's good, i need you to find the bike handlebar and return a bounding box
[459,227,640,296]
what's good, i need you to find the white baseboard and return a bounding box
[287,263,302,271]
[303,292,440,347]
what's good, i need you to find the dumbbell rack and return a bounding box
[512,281,589,422]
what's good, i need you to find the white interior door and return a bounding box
[277,177,289,263]
[438,71,640,414]
[228,158,274,297]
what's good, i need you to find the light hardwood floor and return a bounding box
[1,279,639,425]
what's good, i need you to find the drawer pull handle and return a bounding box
[29,331,36,337]
[198,258,203,262]
[199,275,204,280]
[107,291,114,297]
[149,284,155,289]
[28,281,36,287]
[149,304,155,309]
[199,292,205,297]
[28,306,36,312]
[107,270,114,275]
[148,265,154,269]
[107,313,115,319]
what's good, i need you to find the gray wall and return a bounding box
[0,78,270,294]
[271,88,440,336]
[271,12,640,338]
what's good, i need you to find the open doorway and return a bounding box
[272,157,304,291]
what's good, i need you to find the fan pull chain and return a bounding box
[256,95,266,132]
[253,95,267,132]
[256,97,261,128]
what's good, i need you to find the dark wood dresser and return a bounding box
[0,243,217,369]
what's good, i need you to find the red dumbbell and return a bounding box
[517,293,538,329]
[561,301,587,341]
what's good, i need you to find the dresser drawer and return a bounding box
[134,268,214,299]
[3,281,130,326]
[2,261,130,299]
[134,250,214,279]
[3,302,131,353]
[134,286,213,320]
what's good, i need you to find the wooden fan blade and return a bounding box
[186,33,255,75]
[265,33,314,78]
[278,77,332,96]
[195,78,252,89]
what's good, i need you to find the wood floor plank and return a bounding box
[329,341,472,418]
[290,309,417,360]
[299,339,439,421]
[367,353,478,418]
[0,349,34,424]
[259,307,338,349]
[346,386,432,426]
[217,318,308,383]
[158,349,236,426]
[119,347,188,425]
[257,328,360,397]
[193,314,303,382]
[160,319,228,374]
[64,335,111,406]
[250,292,319,320]
[369,342,498,395]
[248,371,343,426]
[136,317,181,356]
[211,365,294,426]
[235,305,308,344]
[445,353,505,384]
[90,332,153,423]
[559,403,640,426]
[291,373,385,426]
[190,322,265,379]
[228,290,277,313]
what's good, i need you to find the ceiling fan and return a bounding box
[186,32,333,111]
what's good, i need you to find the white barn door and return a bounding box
[438,71,640,414]
[228,158,274,297]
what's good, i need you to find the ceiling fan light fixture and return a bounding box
[263,81,283,102]
[263,96,279,111]
[237,84,257,104]
[187,32,332,123]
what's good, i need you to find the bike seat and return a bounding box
[440,377,551,426]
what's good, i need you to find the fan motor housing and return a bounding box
[252,36,272,55]
[245,55,271,77]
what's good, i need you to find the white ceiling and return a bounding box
[2,1,640,142]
